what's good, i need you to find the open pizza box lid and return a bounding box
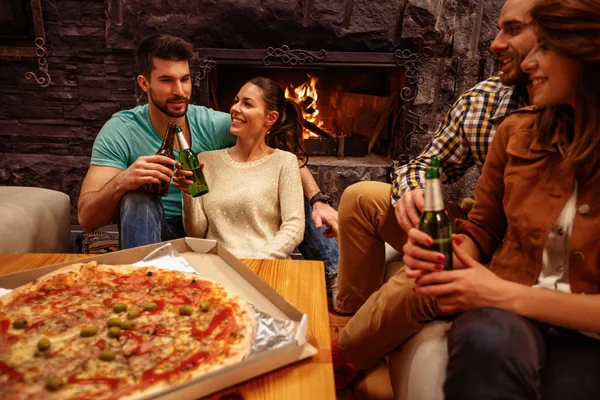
[0,238,319,399]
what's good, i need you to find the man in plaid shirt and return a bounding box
[330,0,536,388]
[392,77,527,230]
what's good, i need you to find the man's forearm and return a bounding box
[300,166,320,200]
[78,175,128,232]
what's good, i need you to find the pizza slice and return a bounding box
[122,333,221,396]
[57,338,135,399]
[0,328,98,399]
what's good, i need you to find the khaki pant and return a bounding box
[336,181,439,368]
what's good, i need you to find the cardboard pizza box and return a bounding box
[0,238,318,400]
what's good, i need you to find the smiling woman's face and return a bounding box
[229,83,278,139]
[520,40,582,107]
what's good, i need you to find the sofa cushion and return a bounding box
[0,186,70,253]
[387,321,450,400]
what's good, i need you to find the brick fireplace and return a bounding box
[0,0,503,222]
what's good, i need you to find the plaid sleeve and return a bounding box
[391,94,475,204]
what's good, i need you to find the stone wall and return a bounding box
[406,0,502,202]
[0,0,137,221]
[0,0,504,223]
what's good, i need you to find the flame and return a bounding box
[285,75,322,139]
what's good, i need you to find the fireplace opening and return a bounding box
[204,64,407,158]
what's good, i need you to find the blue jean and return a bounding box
[118,189,186,249]
[445,307,600,400]
[119,191,340,282]
[298,198,339,282]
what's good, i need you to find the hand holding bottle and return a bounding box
[145,123,178,196]
[119,155,176,192]
[412,237,511,315]
[395,188,425,232]
[173,161,206,194]
[404,231,471,280]
[402,228,448,279]
[173,162,195,195]
[173,126,209,197]
[404,157,453,281]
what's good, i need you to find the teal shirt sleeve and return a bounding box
[204,109,236,150]
[90,117,131,170]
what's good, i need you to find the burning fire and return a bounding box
[285,75,323,139]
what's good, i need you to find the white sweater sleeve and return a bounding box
[182,192,208,238]
[253,155,305,259]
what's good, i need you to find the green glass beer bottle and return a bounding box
[174,126,209,197]
[145,123,177,197]
[419,157,453,270]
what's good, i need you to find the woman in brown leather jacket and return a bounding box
[403,0,600,398]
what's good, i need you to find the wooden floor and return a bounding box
[329,310,394,400]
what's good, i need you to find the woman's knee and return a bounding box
[449,308,541,357]
[445,308,543,400]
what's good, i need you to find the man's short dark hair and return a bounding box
[136,34,194,79]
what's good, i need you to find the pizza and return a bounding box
[0,261,255,400]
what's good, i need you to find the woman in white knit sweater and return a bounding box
[173,77,305,259]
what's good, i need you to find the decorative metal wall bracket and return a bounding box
[263,45,327,66]
[398,106,428,164]
[394,36,435,102]
[24,37,51,88]
[194,58,217,83]
[394,49,423,102]
[393,34,441,162]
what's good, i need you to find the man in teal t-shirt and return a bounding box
[78,34,238,248]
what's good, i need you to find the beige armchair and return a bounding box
[0,186,71,253]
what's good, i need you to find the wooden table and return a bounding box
[0,253,335,400]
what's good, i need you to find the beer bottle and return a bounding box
[145,123,177,197]
[174,126,209,197]
[419,157,453,270]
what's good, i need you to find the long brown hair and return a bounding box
[247,77,308,167]
[530,0,600,179]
